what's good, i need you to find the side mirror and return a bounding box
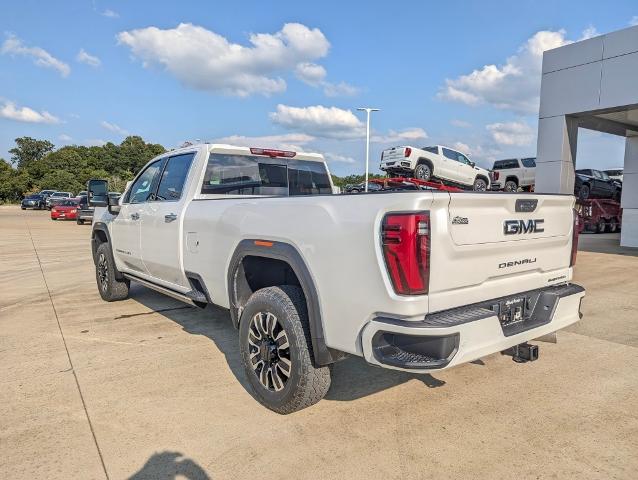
[107,194,121,214]
[88,179,109,207]
[469,161,476,168]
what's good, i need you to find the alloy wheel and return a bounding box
[247,311,291,392]
[97,253,109,292]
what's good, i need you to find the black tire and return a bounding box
[21,207,26,210]
[596,219,606,234]
[95,242,130,301]
[77,218,84,225]
[414,163,432,181]
[608,219,618,233]
[473,177,488,191]
[239,285,331,414]
[350,189,359,193]
[578,184,590,201]
[504,180,518,192]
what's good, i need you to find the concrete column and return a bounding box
[535,115,579,193]
[621,136,638,247]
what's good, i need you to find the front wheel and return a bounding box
[414,163,432,181]
[473,177,488,191]
[596,219,606,234]
[239,286,331,414]
[578,185,590,201]
[95,243,130,301]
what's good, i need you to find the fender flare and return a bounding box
[227,239,343,366]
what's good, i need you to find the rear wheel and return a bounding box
[239,285,331,414]
[77,218,84,225]
[504,180,518,192]
[21,207,26,210]
[473,177,488,191]
[578,185,590,201]
[608,218,618,233]
[414,163,432,181]
[95,243,130,301]
[596,219,606,234]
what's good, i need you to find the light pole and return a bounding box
[357,107,379,192]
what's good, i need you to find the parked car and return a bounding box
[46,191,73,209]
[490,157,536,192]
[380,145,491,191]
[38,189,56,198]
[343,182,383,193]
[50,198,79,220]
[88,143,584,414]
[78,190,88,197]
[574,169,621,201]
[21,194,46,210]
[603,168,623,182]
[76,195,93,225]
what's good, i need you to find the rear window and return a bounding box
[493,159,520,170]
[521,157,536,168]
[422,146,438,154]
[202,154,332,196]
[59,199,78,206]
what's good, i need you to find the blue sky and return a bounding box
[1,0,636,175]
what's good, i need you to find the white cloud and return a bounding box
[323,152,356,164]
[117,22,331,97]
[269,104,365,139]
[630,16,638,26]
[372,127,428,144]
[76,49,101,67]
[295,62,326,86]
[323,81,359,97]
[0,100,60,124]
[486,121,535,146]
[1,34,70,77]
[439,30,576,114]
[580,25,599,40]
[213,133,315,152]
[85,139,107,147]
[451,119,472,128]
[102,9,119,18]
[101,120,129,136]
[59,134,72,142]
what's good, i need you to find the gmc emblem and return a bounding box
[504,219,545,235]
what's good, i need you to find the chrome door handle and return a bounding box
[164,213,177,223]
[130,212,140,220]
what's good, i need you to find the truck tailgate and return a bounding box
[428,193,576,312]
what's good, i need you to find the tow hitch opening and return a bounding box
[503,343,539,363]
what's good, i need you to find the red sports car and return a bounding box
[50,198,79,220]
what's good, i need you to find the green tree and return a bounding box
[9,137,55,169]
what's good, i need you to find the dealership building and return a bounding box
[536,24,638,247]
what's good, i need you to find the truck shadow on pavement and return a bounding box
[128,451,210,480]
[130,286,446,403]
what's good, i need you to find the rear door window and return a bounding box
[521,157,536,168]
[155,153,195,201]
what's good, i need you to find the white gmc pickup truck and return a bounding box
[88,143,585,414]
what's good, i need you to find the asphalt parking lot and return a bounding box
[1,205,637,480]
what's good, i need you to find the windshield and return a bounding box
[27,194,43,199]
[52,192,69,197]
[202,154,332,196]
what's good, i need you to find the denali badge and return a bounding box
[499,258,537,269]
[452,216,469,225]
[504,219,544,235]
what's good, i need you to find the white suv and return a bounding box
[380,145,491,191]
[490,157,536,192]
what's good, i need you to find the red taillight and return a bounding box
[570,209,579,267]
[381,212,430,295]
[404,147,412,157]
[250,148,296,158]
[492,171,500,180]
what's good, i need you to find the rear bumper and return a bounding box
[78,210,94,220]
[360,283,585,372]
[380,163,412,172]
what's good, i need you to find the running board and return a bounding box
[123,273,207,308]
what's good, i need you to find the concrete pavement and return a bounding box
[1,205,637,479]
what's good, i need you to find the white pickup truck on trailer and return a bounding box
[88,143,585,414]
